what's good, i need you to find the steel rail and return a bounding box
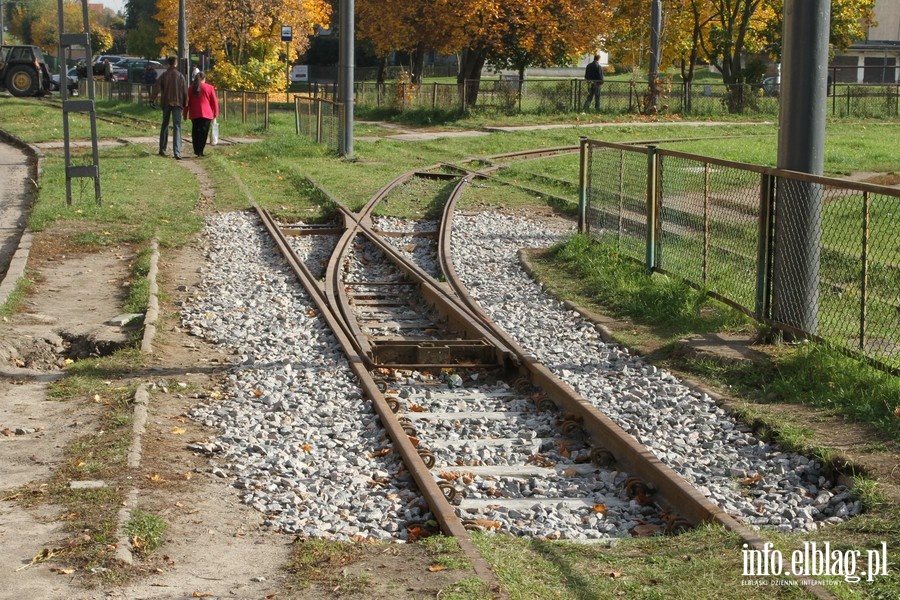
[435,159,836,600]
[253,203,503,594]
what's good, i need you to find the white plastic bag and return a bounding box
[211,118,219,145]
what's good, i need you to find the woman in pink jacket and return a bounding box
[183,71,219,157]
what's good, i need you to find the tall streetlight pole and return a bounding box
[772,0,831,336]
[338,0,354,158]
[178,0,188,77]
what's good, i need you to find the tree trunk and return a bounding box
[457,47,487,108]
[411,41,426,85]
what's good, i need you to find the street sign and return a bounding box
[281,26,293,42]
[291,65,309,82]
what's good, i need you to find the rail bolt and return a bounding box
[590,447,616,467]
[664,515,693,535]
[624,477,652,499]
[418,448,436,469]
[533,393,555,411]
[560,416,584,438]
[385,397,401,413]
[437,481,458,502]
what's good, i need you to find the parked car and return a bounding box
[50,67,80,94]
[119,58,163,83]
[0,44,52,97]
[75,55,133,78]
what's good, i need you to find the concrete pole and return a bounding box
[772,0,830,335]
[1,1,5,46]
[178,0,188,78]
[339,0,354,157]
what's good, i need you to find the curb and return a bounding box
[115,238,160,564]
[0,130,42,309]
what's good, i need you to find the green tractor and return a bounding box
[0,44,52,97]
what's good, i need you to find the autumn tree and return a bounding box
[154,0,330,91]
[5,0,117,56]
[490,0,608,81]
[125,0,163,58]
[357,0,469,84]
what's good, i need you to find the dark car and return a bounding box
[119,58,163,83]
[75,55,131,78]
[0,44,52,97]
[51,67,80,94]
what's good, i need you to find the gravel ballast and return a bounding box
[180,210,856,542]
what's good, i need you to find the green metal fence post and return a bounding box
[860,191,870,351]
[578,136,589,233]
[755,173,776,320]
[645,145,658,273]
[316,100,323,144]
[294,96,300,135]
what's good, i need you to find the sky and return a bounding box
[102,0,126,15]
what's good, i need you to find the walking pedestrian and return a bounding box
[102,58,113,82]
[183,71,219,158]
[150,57,188,160]
[583,54,604,111]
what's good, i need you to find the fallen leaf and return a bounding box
[409,405,427,412]
[428,564,446,572]
[371,447,391,457]
[593,503,607,514]
[147,473,163,482]
[171,426,186,435]
[894,406,900,418]
[301,443,312,452]
[631,523,660,537]
[408,436,420,447]
[739,474,764,486]
[607,570,622,578]
[562,468,578,477]
[183,472,192,480]
[469,519,501,530]
[55,567,76,575]
[192,593,214,598]
[253,389,263,397]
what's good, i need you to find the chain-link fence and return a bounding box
[582,139,900,371]
[293,96,343,152]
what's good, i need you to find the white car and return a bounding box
[50,67,79,94]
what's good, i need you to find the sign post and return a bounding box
[281,25,293,91]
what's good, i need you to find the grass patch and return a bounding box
[124,510,166,557]
[421,535,472,571]
[473,527,812,599]
[29,144,202,248]
[288,539,366,591]
[545,234,751,336]
[0,274,32,316]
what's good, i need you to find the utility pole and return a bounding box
[338,0,354,158]
[772,0,831,336]
[1,0,5,46]
[178,0,188,77]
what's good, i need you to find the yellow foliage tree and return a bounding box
[155,0,330,91]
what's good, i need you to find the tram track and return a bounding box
[180,147,846,597]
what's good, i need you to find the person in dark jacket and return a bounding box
[150,57,188,159]
[583,54,605,111]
